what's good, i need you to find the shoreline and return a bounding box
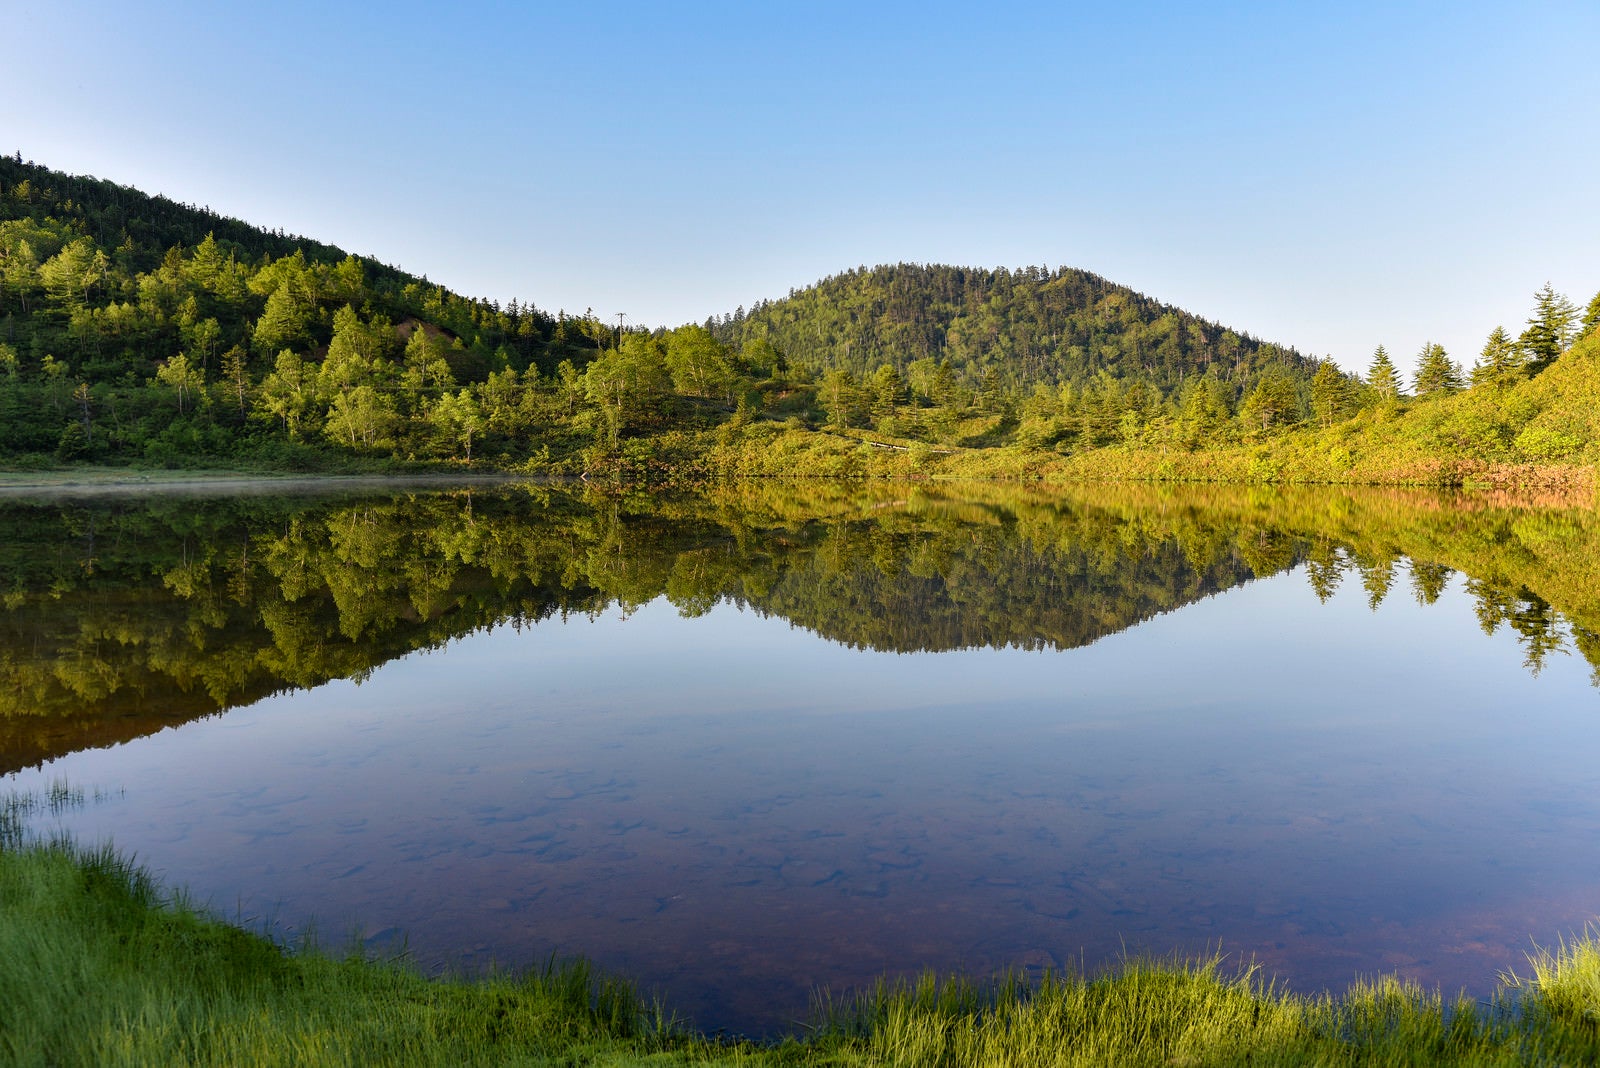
[0,467,540,497]
[3,834,1599,1065]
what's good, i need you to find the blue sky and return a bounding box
[8,1,1597,373]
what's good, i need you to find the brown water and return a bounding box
[4,482,1598,1035]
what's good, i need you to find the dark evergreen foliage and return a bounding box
[707,262,1322,396]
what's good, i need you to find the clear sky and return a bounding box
[8,1,1597,373]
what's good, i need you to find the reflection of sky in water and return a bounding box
[9,566,1600,1036]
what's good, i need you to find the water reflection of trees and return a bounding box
[2,481,1596,772]
[1303,544,1587,677]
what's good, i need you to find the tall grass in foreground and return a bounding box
[812,959,1600,1067]
[3,824,1600,1065]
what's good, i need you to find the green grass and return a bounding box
[0,838,735,1066]
[4,813,1600,1065]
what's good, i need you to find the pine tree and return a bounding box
[1469,326,1523,389]
[1519,283,1578,375]
[1581,290,1600,339]
[869,363,909,425]
[37,236,107,311]
[1365,345,1403,400]
[1412,342,1462,397]
[252,278,311,354]
[1309,361,1350,427]
[1239,367,1302,432]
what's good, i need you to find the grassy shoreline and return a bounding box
[3,830,1599,1066]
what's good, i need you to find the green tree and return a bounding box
[255,349,314,438]
[479,367,535,438]
[71,380,95,441]
[977,366,1007,413]
[1519,283,1578,375]
[186,233,227,292]
[324,384,396,450]
[400,325,455,402]
[182,317,224,375]
[1309,361,1351,427]
[1177,375,1232,445]
[740,336,782,378]
[869,363,910,426]
[0,238,40,314]
[154,352,205,414]
[216,346,253,419]
[583,336,671,443]
[40,354,72,415]
[1469,326,1523,390]
[1411,342,1461,397]
[929,360,960,410]
[252,276,313,354]
[428,389,485,459]
[819,368,864,429]
[664,325,734,400]
[330,255,366,302]
[1238,368,1302,433]
[1365,345,1403,401]
[37,237,107,312]
[556,359,584,416]
[1020,382,1061,421]
[1580,289,1600,339]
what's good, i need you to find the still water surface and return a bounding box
[4,482,1598,1034]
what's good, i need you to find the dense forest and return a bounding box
[2,156,1598,483]
[4,481,1594,772]
[708,263,1318,394]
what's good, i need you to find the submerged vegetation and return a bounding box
[4,156,1597,485]
[4,807,1600,1066]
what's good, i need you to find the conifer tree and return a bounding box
[1581,290,1600,339]
[1309,361,1350,427]
[252,278,312,354]
[869,363,909,425]
[1519,283,1578,375]
[1365,345,1403,400]
[1239,367,1302,432]
[1412,342,1462,397]
[1469,326,1523,389]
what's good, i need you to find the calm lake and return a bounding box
[4,480,1598,1035]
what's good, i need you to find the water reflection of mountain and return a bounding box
[3,482,1595,772]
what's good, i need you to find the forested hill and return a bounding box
[0,155,1339,473]
[15,154,1586,484]
[0,156,397,283]
[0,154,606,386]
[707,263,1320,394]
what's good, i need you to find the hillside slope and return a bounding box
[708,262,1321,395]
[1049,324,1600,487]
[0,155,604,385]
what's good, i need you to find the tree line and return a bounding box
[3,155,1597,474]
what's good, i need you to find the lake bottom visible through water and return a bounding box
[10,560,1600,1036]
